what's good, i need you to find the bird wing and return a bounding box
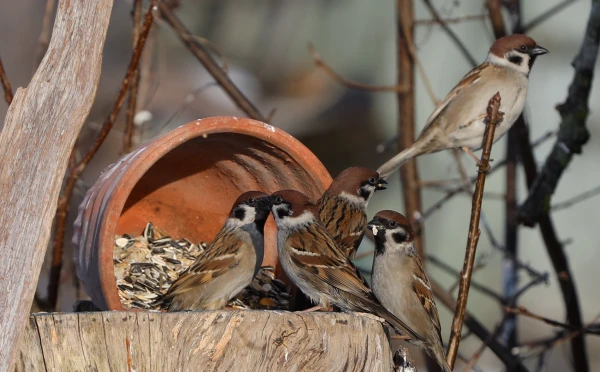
[286,225,374,299]
[419,63,487,137]
[163,228,246,300]
[411,255,442,339]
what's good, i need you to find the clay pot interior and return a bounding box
[93,119,332,311]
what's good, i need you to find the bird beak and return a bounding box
[376,178,388,191]
[531,45,548,56]
[257,196,273,212]
[367,219,384,236]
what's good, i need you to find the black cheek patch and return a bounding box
[392,231,407,244]
[277,208,290,219]
[509,55,523,65]
[359,187,371,200]
[234,208,246,220]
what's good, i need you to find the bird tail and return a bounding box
[377,144,423,179]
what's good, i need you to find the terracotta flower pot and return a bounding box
[73,116,332,311]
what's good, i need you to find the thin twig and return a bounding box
[123,0,143,154]
[0,56,13,105]
[430,279,528,370]
[505,306,600,335]
[462,322,504,372]
[414,14,488,26]
[552,184,600,211]
[446,92,502,369]
[43,0,158,311]
[522,0,579,33]
[421,0,478,66]
[34,0,57,71]
[157,2,267,122]
[307,43,408,93]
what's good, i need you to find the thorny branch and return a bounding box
[446,93,502,369]
[519,0,600,226]
[0,56,13,105]
[307,43,408,92]
[43,0,159,311]
[157,2,267,122]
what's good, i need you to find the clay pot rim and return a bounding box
[99,116,332,311]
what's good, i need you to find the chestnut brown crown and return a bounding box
[271,189,319,217]
[367,210,415,243]
[490,34,546,57]
[228,191,271,219]
[326,166,387,197]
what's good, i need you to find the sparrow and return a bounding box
[377,34,548,178]
[270,189,424,343]
[317,167,387,259]
[163,191,272,311]
[368,210,450,372]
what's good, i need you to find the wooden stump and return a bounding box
[16,311,394,372]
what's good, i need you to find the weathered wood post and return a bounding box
[0,1,114,369]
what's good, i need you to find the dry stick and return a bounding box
[446,92,502,369]
[396,0,426,260]
[0,56,13,105]
[44,0,158,311]
[34,0,57,71]
[430,280,527,370]
[307,43,408,92]
[122,0,143,154]
[157,2,266,122]
[505,306,600,335]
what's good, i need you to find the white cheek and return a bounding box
[227,205,256,228]
[277,210,315,230]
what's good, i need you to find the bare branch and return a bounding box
[552,184,600,211]
[523,0,579,33]
[157,2,266,122]
[307,43,408,93]
[122,0,143,154]
[0,56,13,104]
[519,1,600,226]
[446,93,502,369]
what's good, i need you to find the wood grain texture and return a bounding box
[0,1,113,370]
[16,311,394,372]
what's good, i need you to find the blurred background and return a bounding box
[1,0,599,371]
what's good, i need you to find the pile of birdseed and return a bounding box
[113,222,291,311]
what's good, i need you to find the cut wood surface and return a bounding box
[0,0,114,370]
[16,311,394,372]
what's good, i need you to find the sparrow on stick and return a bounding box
[377,34,548,178]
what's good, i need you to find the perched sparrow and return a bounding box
[368,210,450,372]
[317,167,387,259]
[163,191,272,311]
[270,190,423,342]
[377,34,548,178]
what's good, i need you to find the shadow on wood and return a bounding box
[17,311,394,372]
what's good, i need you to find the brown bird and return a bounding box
[377,34,548,178]
[163,191,272,311]
[368,210,450,372]
[317,167,387,260]
[270,190,423,342]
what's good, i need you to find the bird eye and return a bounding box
[368,177,377,185]
[388,220,397,228]
[247,197,256,206]
[519,45,527,52]
[274,196,283,204]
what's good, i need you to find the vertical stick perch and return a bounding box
[445,93,502,369]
